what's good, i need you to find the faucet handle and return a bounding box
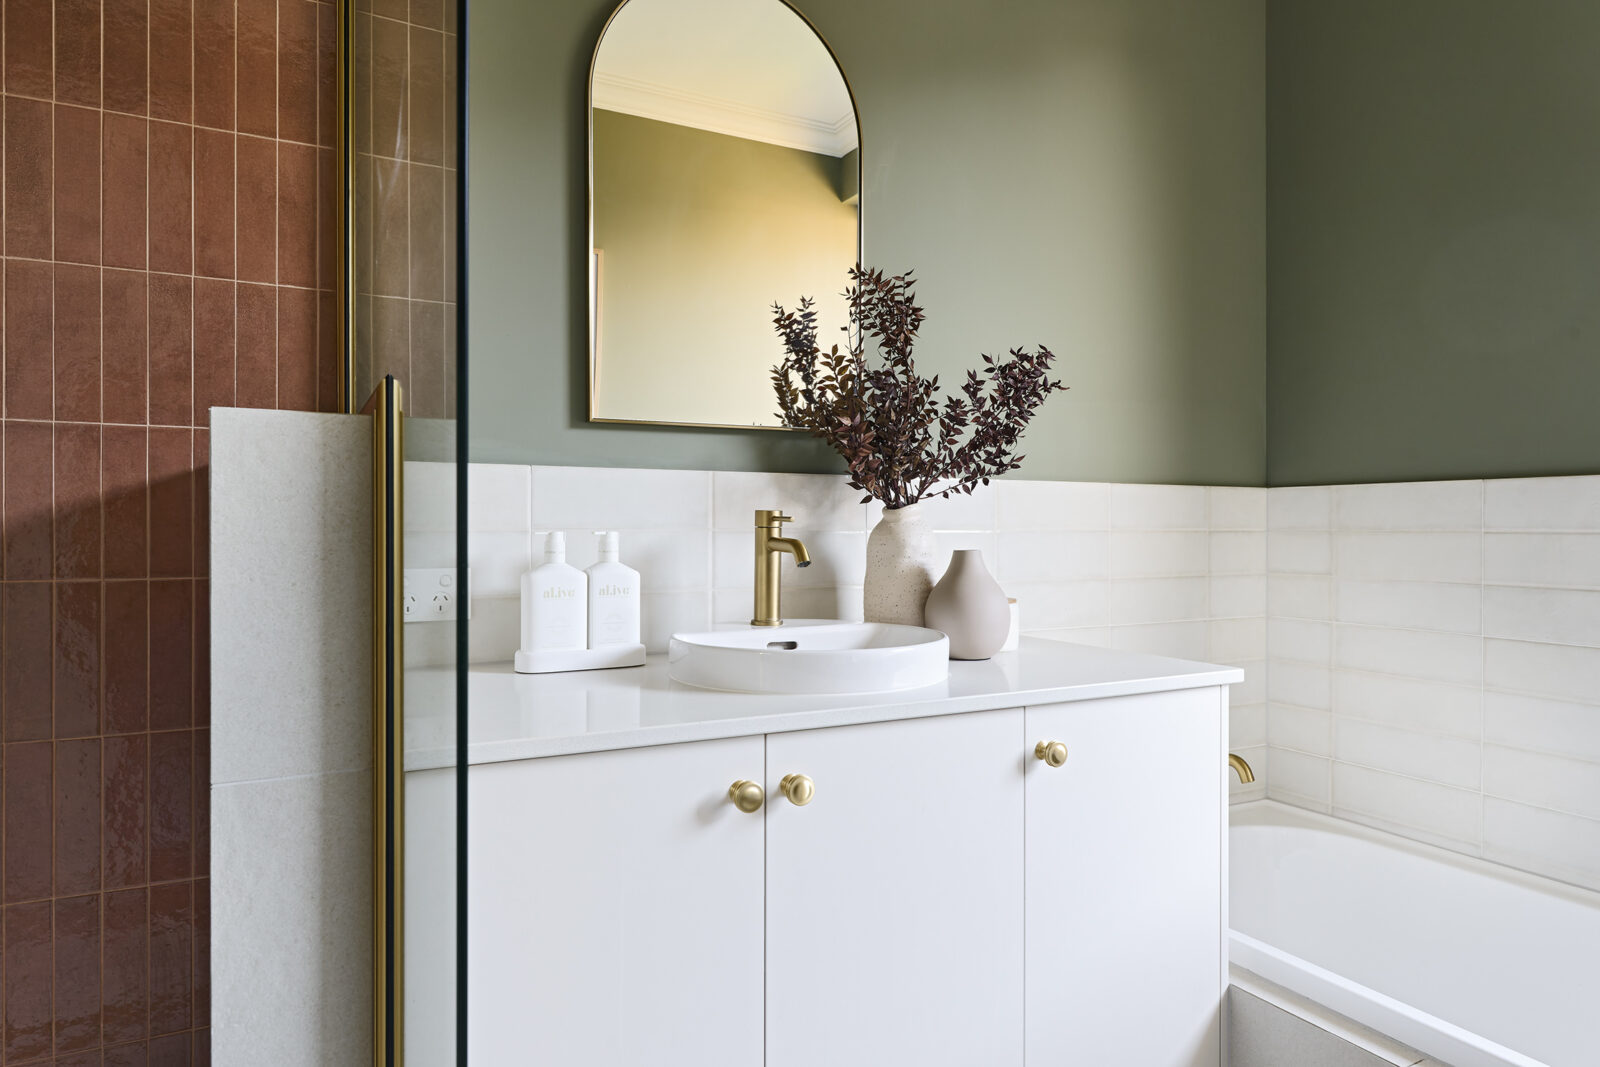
[755,509,794,528]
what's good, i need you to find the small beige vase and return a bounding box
[864,504,937,625]
[924,549,1011,660]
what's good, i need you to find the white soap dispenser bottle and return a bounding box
[586,530,641,648]
[521,532,588,654]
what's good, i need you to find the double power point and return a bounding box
[403,568,472,622]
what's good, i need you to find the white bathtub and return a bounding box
[1230,801,1600,1067]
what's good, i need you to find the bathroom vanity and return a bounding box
[405,638,1239,1066]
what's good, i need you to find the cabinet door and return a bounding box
[468,736,766,1065]
[766,710,1025,1067]
[1025,689,1225,1067]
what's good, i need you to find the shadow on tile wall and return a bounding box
[0,0,339,1061]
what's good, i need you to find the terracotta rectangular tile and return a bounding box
[2,741,52,899]
[412,0,445,30]
[148,429,193,578]
[194,1025,212,1066]
[318,3,337,148]
[55,104,104,264]
[194,128,236,280]
[3,421,55,580]
[277,286,318,411]
[353,13,372,159]
[147,581,193,730]
[105,0,151,114]
[353,294,372,401]
[150,1032,193,1064]
[107,1040,153,1066]
[102,580,149,734]
[55,264,104,423]
[149,881,193,1035]
[409,300,445,420]
[148,121,194,274]
[372,295,410,387]
[409,26,445,168]
[54,581,103,738]
[2,584,52,745]
[193,434,210,577]
[444,301,456,418]
[193,581,210,725]
[54,738,104,894]
[59,1049,109,1067]
[102,887,151,1045]
[317,289,340,413]
[236,136,277,284]
[104,114,149,270]
[149,0,194,122]
[2,899,53,1060]
[103,426,149,578]
[444,167,457,302]
[194,279,237,424]
[279,0,319,145]
[316,147,336,289]
[103,268,150,424]
[104,732,150,886]
[236,283,278,408]
[148,730,193,884]
[443,28,458,166]
[372,0,408,20]
[5,259,55,421]
[371,157,409,297]
[277,142,318,288]
[5,96,54,261]
[57,0,104,106]
[3,0,54,96]
[195,0,237,131]
[54,422,103,579]
[148,273,194,426]
[192,730,209,871]
[409,163,444,301]
[53,894,104,1053]
[371,15,410,160]
[237,0,278,138]
[192,882,210,1025]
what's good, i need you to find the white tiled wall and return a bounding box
[1266,476,1600,892]
[414,462,1600,885]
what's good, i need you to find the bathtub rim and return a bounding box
[1229,799,1600,1067]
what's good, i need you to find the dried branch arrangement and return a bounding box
[772,267,1067,509]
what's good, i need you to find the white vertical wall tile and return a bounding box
[997,531,1109,582]
[1268,486,1331,530]
[1268,575,1331,620]
[1483,799,1600,890]
[1109,531,1209,578]
[1485,639,1600,704]
[1482,746,1600,821]
[1267,531,1331,574]
[1335,626,1483,687]
[1333,719,1481,790]
[1109,577,1209,625]
[1484,533,1600,590]
[1268,704,1331,755]
[1110,483,1208,530]
[1482,586,1600,648]
[1209,487,1266,531]
[1269,749,1331,808]
[712,471,868,531]
[1267,661,1331,710]
[997,480,1110,531]
[1267,619,1331,666]
[1335,532,1482,584]
[1331,763,1480,849]
[1332,673,1481,740]
[1211,576,1267,619]
[1333,481,1482,531]
[1484,476,1600,531]
[1335,580,1481,634]
[532,466,711,530]
[1483,692,1600,764]
[1211,532,1266,574]
[404,461,457,532]
[466,463,531,532]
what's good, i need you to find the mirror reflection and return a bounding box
[589,0,860,429]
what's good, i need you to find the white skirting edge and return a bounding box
[1229,964,1428,1066]
[514,643,648,674]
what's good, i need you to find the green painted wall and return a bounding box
[1267,0,1600,486]
[469,0,1266,484]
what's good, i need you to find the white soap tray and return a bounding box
[514,643,647,674]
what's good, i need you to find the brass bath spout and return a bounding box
[1229,753,1255,784]
[752,509,810,627]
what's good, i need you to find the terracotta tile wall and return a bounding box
[0,1,338,1062]
[352,0,456,418]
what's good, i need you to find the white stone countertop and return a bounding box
[403,637,1243,770]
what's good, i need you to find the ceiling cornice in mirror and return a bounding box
[592,0,856,157]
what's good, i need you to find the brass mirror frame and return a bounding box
[585,0,865,431]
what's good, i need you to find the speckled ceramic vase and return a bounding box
[925,549,1011,660]
[864,504,937,625]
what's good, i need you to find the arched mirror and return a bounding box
[588,0,861,429]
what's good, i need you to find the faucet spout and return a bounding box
[769,536,810,566]
[752,510,810,626]
[1228,753,1255,784]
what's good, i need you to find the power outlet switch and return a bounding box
[403,568,471,622]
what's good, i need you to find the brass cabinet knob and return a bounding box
[1034,740,1069,768]
[780,773,815,806]
[728,780,765,814]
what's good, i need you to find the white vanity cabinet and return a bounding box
[765,710,1025,1066]
[464,674,1228,1066]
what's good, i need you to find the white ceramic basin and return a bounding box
[667,620,949,695]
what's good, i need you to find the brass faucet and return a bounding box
[1228,753,1255,784]
[751,509,810,626]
